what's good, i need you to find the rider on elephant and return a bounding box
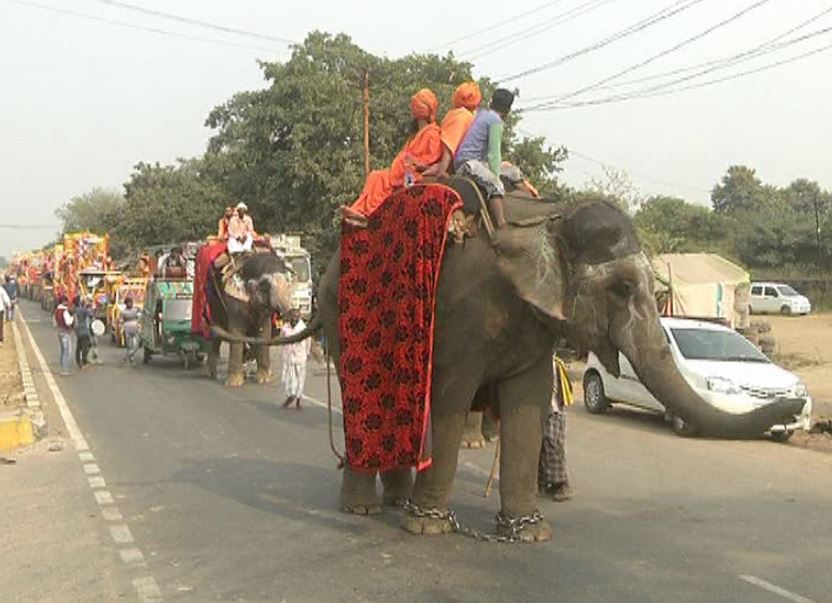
[228,202,256,254]
[343,88,445,224]
[439,81,482,166]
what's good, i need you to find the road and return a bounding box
[9,298,832,602]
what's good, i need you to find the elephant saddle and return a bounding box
[338,183,462,472]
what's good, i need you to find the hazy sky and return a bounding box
[2,0,831,257]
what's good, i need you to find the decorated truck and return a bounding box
[270,234,313,319]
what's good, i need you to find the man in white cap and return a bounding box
[227,202,255,254]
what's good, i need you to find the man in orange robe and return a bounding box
[346,89,444,220]
[439,82,482,167]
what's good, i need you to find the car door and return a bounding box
[615,353,665,412]
[750,285,764,313]
[763,286,780,313]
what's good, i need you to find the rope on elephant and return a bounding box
[324,338,346,469]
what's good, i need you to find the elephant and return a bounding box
[217,193,804,541]
[205,253,294,387]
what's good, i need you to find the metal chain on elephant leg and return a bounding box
[400,499,545,544]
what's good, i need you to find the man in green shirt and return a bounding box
[454,88,515,228]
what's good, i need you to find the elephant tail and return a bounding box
[211,314,322,346]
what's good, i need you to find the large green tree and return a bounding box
[710,165,775,215]
[205,31,565,269]
[55,187,124,235]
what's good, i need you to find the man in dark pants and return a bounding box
[74,297,93,368]
[538,356,575,502]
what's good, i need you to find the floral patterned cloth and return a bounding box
[338,184,462,472]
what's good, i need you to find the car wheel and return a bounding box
[583,371,610,414]
[770,429,793,443]
[780,305,792,315]
[672,415,697,437]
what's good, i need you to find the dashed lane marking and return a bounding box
[18,307,163,600]
[739,575,816,603]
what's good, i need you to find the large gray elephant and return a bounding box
[219,194,803,541]
[205,253,294,387]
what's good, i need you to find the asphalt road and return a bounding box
[14,299,832,602]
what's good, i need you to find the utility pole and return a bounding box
[363,71,370,177]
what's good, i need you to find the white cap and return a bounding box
[236,202,248,211]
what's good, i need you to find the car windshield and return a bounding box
[777,285,799,296]
[289,257,310,282]
[670,328,769,363]
[163,299,192,321]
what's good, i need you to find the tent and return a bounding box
[652,253,751,328]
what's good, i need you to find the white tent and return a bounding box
[652,253,751,328]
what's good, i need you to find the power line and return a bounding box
[3,0,285,53]
[460,0,618,61]
[526,0,775,110]
[529,37,832,110]
[497,0,709,82]
[0,224,60,230]
[81,0,296,45]
[426,0,570,52]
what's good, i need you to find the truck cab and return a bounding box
[270,234,313,319]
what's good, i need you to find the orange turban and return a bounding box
[452,82,482,110]
[410,88,439,122]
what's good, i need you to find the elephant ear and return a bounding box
[495,217,566,320]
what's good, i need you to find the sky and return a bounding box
[2,0,831,258]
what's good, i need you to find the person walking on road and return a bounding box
[3,275,17,321]
[538,356,575,502]
[74,297,93,369]
[0,284,10,343]
[281,309,310,409]
[54,295,74,376]
[120,296,140,367]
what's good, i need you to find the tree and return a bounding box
[120,159,227,251]
[205,31,566,270]
[55,188,124,235]
[710,165,773,214]
[586,166,644,213]
[783,179,830,265]
[507,136,568,198]
[634,195,733,256]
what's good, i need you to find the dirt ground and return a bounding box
[0,325,23,408]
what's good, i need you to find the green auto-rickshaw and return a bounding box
[139,279,207,369]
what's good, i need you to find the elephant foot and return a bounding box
[460,411,486,449]
[381,468,413,507]
[401,511,455,536]
[256,369,272,385]
[342,503,383,516]
[496,515,553,543]
[225,372,245,387]
[460,433,486,449]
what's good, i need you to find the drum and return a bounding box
[91,319,106,337]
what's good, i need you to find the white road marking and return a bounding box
[88,476,106,488]
[17,309,90,451]
[79,451,95,462]
[83,463,101,475]
[739,575,816,603]
[119,547,146,567]
[462,461,492,478]
[303,395,342,415]
[94,490,114,505]
[101,507,123,521]
[132,577,162,602]
[109,524,135,544]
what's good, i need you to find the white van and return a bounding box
[750,282,811,315]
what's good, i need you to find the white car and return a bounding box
[750,282,811,315]
[583,317,812,440]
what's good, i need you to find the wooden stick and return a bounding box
[484,439,500,498]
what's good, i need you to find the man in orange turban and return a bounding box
[438,82,482,174]
[346,88,444,221]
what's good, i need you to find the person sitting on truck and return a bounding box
[228,203,256,254]
[344,88,444,223]
[162,247,187,279]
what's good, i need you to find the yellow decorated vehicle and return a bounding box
[109,277,148,347]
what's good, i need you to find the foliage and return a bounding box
[710,165,776,215]
[507,137,568,198]
[55,188,124,236]
[635,195,733,256]
[586,166,644,213]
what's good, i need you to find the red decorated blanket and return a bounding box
[338,183,462,473]
[191,242,227,338]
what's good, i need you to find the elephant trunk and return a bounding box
[615,315,805,437]
[212,314,321,346]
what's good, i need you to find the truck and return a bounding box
[270,234,313,320]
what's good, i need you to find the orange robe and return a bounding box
[351,124,444,217]
[440,107,475,156]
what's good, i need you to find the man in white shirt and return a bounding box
[0,285,10,343]
[54,295,75,375]
[280,309,311,409]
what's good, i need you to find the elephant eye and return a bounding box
[609,281,633,299]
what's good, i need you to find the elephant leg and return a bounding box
[402,375,476,536]
[380,467,413,507]
[482,410,499,442]
[256,316,272,385]
[340,465,381,515]
[207,338,220,379]
[225,341,245,387]
[460,410,485,449]
[496,354,553,542]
